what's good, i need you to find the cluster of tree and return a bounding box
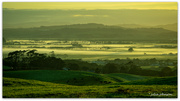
[3,50,65,70]
[99,62,177,77]
[3,50,177,77]
[64,60,99,71]
[3,50,100,71]
[128,47,134,52]
[105,58,176,67]
[3,37,6,44]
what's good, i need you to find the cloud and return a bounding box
[73,15,96,17]
[72,15,109,17]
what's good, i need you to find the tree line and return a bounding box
[3,50,177,77]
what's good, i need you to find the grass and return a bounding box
[3,70,113,85]
[3,70,177,98]
[3,66,12,70]
[120,76,177,85]
[107,73,150,82]
[3,77,177,98]
[3,70,151,85]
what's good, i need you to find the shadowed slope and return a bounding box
[3,70,151,85]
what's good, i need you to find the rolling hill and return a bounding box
[154,23,177,32]
[117,23,177,32]
[3,70,176,85]
[3,70,177,98]
[3,23,177,41]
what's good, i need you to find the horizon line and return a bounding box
[3,8,178,10]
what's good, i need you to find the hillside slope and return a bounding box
[3,70,150,85]
[3,70,177,98]
[3,77,177,98]
[3,70,176,85]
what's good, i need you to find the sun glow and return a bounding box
[3,2,177,10]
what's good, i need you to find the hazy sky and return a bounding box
[3,2,177,10]
[3,2,178,28]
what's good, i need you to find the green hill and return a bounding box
[3,70,177,98]
[107,73,149,82]
[154,23,177,32]
[121,76,177,85]
[3,70,176,85]
[3,70,150,85]
[3,76,177,98]
[3,70,105,85]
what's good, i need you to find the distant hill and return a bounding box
[154,23,177,32]
[117,23,177,32]
[3,23,177,41]
[116,24,150,28]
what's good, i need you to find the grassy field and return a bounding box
[3,70,177,98]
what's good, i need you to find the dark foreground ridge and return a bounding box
[3,70,177,98]
[3,70,177,86]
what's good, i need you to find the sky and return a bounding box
[2,2,178,28]
[3,2,177,10]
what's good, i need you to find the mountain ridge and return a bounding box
[116,23,177,32]
[3,23,177,41]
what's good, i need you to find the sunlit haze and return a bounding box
[3,2,177,10]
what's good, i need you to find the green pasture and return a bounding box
[3,70,150,85]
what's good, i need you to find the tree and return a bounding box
[3,37,6,44]
[102,63,118,74]
[67,63,80,70]
[49,51,55,57]
[128,47,134,52]
[95,68,101,73]
[82,66,89,71]
[160,67,172,76]
[4,50,65,70]
[124,61,142,74]
[172,66,177,76]
[45,57,65,70]
[7,50,27,69]
[26,49,37,57]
